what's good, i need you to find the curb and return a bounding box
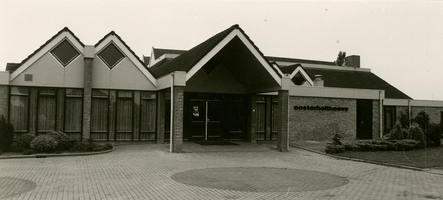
[0,147,116,159]
[290,145,425,172]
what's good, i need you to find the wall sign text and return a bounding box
[294,105,349,111]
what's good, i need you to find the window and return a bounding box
[140,92,157,140]
[255,96,266,140]
[10,87,29,134]
[98,42,125,69]
[384,106,396,134]
[51,39,80,66]
[37,89,57,134]
[291,72,307,85]
[115,91,133,140]
[91,90,109,140]
[64,89,83,140]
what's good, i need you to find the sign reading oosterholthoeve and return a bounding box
[293,105,348,111]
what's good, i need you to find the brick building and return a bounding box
[1,25,442,152]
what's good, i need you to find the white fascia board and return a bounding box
[156,73,172,90]
[235,30,281,86]
[384,98,443,107]
[149,54,166,67]
[96,35,157,86]
[289,86,383,100]
[11,32,84,81]
[289,66,314,86]
[186,29,282,86]
[148,47,156,67]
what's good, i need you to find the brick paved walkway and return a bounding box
[1,142,443,199]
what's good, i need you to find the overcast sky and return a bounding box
[1,1,442,100]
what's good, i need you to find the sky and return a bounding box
[1,0,443,100]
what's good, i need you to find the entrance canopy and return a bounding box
[151,25,282,93]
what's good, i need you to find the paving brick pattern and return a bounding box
[0,143,443,199]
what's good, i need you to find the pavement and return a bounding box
[1,142,443,200]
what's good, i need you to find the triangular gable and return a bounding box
[289,65,314,86]
[95,31,156,86]
[10,27,85,81]
[150,25,282,86]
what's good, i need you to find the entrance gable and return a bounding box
[150,25,282,92]
[186,27,281,86]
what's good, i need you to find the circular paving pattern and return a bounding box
[0,178,36,198]
[172,167,348,192]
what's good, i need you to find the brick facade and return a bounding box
[82,58,93,140]
[396,106,443,125]
[0,85,9,120]
[372,100,381,139]
[289,96,357,141]
[172,86,184,152]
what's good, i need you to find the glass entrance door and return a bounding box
[190,100,223,140]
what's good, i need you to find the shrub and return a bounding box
[395,139,420,151]
[413,111,429,130]
[46,131,74,150]
[331,133,343,145]
[23,149,35,155]
[102,143,113,151]
[73,139,94,152]
[0,115,15,152]
[407,126,425,148]
[17,133,36,149]
[388,121,404,140]
[30,135,58,153]
[398,110,412,128]
[426,123,441,147]
[325,144,345,154]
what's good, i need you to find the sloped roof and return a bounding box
[6,63,20,73]
[152,48,187,59]
[149,24,280,79]
[149,25,238,78]
[281,64,411,99]
[7,27,84,73]
[267,56,336,66]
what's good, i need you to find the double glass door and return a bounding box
[191,100,223,140]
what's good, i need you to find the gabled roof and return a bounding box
[149,25,238,78]
[281,64,411,99]
[7,27,84,73]
[95,31,147,69]
[288,65,313,86]
[10,27,85,79]
[149,24,281,81]
[95,31,157,85]
[152,48,186,59]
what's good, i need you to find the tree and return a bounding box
[335,51,347,66]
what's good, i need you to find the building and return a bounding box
[1,24,442,152]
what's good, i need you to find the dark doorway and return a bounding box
[184,93,247,141]
[357,100,373,139]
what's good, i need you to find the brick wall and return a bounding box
[397,106,443,125]
[372,100,381,139]
[0,86,8,119]
[289,96,356,141]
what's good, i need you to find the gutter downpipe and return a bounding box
[170,73,174,153]
[380,91,383,138]
[408,100,411,127]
